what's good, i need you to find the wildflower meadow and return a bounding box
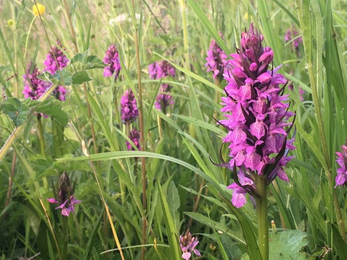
[1,0,347,259]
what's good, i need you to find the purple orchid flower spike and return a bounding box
[149,60,176,112]
[43,40,69,101]
[217,23,295,208]
[121,89,139,124]
[148,60,175,80]
[157,60,175,79]
[180,230,201,260]
[43,40,69,74]
[335,144,347,187]
[154,84,174,112]
[23,62,51,100]
[148,62,158,79]
[205,32,228,81]
[103,44,121,79]
[126,128,141,151]
[47,172,81,217]
[284,27,303,50]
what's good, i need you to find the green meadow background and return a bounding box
[1,0,347,259]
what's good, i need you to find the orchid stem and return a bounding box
[62,216,68,260]
[36,115,46,157]
[255,176,269,260]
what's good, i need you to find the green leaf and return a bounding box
[220,194,261,260]
[186,0,230,54]
[1,98,29,126]
[184,212,245,245]
[154,53,223,94]
[269,230,308,260]
[70,51,106,70]
[30,98,69,126]
[38,69,73,86]
[72,70,92,84]
[159,185,181,260]
[167,181,180,219]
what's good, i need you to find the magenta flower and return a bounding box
[227,169,255,208]
[43,41,69,74]
[47,195,81,217]
[157,60,175,79]
[47,172,81,217]
[299,87,305,101]
[149,60,175,111]
[103,44,121,79]
[180,230,201,260]
[205,32,228,80]
[148,62,158,79]
[148,60,175,80]
[154,84,174,112]
[126,128,141,151]
[335,144,347,187]
[284,27,302,50]
[43,41,69,101]
[23,62,51,100]
[218,24,295,208]
[121,89,139,124]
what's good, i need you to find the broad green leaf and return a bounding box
[1,98,29,126]
[38,69,73,86]
[269,230,308,260]
[30,98,69,127]
[72,70,92,84]
[70,51,106,70]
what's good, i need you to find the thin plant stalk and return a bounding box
[52,118,63,158]
[4,153,16,215]
[62,216,68,260]
[36,115,46,157]
[157,114,163,139]
[177,0,189,69]
[129,1,147,259]
[255,175,268,260]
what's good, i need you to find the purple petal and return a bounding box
[182,252,191,260]
[47,198,58,203]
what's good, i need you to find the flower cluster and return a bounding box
[205,33,228,81]
[23,62,51,100]
[47,172,81,217]
[126,128,141,151]
[148,60,175,80]
[43,41,69,101]
[335,144,347,187]
[121,89,139,124]
[179,230,201,260]
[219,24,295,208]
[155,84,174,111]
[103,44,121,79]
[284,27,302,50]
[43,41,69,74]
[148,60,175,111]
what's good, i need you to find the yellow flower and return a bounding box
[7,19,14,27]
[32,3,45,16]
[244,12,249,20]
